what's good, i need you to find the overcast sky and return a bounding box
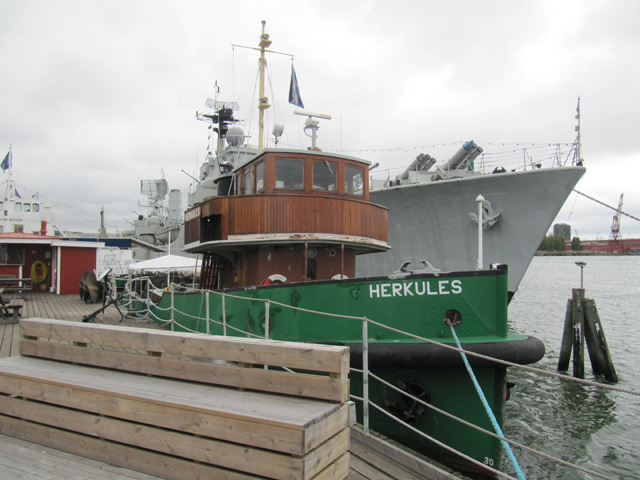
[1,0,639,239]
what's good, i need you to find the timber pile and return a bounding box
[0,318,350,480]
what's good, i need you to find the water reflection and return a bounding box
[500,256,640,479]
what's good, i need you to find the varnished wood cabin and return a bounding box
[184,148,389,289]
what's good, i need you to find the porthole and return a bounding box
[444,309,462,327]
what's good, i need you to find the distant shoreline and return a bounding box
[535,251,640,256]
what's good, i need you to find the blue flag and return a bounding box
[288,64,304,109]
[1,151,10,172]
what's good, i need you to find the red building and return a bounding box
[0,233,102,294]
[566,238,640,254]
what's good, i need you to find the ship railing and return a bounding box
[369,141,581,187]
[121,279,629,480]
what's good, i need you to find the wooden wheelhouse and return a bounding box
[184,148,389,289]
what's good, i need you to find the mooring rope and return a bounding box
[445,319,527,480]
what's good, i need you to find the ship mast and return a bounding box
[2,144,12,204]
[257,21,271,151]
[233,21,294,151]
[574,96,583,165]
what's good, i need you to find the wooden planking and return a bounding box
[0,433,161,480]
[311,453,351,480]
[19,339,345,401]
[20,318,349,375]
[0,357,347,456]
[349,439,424,480]
[0,415,257,480]
[0,322,20,358]
[22,291,154,327]
[203,194,388,242]
[0,355,343,426]
[0,396,349,480]
[349,425,470,480]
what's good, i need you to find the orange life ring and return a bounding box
[262,274,288,285]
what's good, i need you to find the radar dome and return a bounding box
[226,126,245,147]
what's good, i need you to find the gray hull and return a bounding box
[357,166,585,297]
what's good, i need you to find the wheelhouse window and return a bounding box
[15,202,22,212]
[255,161,265,193]
[242,168,253,195]
[345,165,364,196]
[275,159,304,190]
[33,203,39,212]
[24,203,31,212]
[313,160,337,192]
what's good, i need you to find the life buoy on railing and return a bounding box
[31,261,48,284]
[262,274,288,285]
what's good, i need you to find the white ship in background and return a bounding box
[0,147,59,236]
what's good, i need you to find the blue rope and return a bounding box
[446,320,527,480]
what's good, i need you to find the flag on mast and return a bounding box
[1,150,11,172]
[288,64,304,109]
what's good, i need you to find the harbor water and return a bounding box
[502,255,640,479]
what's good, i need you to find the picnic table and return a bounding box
[0,289,23,323]
[0,277,33,297]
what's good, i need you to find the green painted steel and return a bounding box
[160,270,510,343]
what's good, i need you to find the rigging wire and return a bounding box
[574,190,640,222]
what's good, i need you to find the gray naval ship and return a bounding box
[358,140,585,300]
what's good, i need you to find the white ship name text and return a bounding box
[369,280,463,298]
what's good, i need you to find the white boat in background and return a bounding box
[0,147,59,236]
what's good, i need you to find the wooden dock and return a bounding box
[0,292,469,480]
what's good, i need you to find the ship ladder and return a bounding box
[199,253,223,290]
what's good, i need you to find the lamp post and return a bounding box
[575,261,586,288]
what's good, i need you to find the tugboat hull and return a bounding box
[145,269,544,474]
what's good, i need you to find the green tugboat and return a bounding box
[138,22,545,476]
[144,146,544,475]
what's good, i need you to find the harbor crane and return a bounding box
[610,194,624,241]
[609,194,624,253]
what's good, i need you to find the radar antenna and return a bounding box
[294,110,332,149]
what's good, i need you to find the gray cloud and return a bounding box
[1,0,638,239]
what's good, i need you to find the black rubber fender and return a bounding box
[345,335,545,369]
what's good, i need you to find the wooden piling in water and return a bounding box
[557,299,573,372]
[571,288,585,379]
[557,288,618,383]
[584,299,618,382]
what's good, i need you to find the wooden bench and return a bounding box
[0,318,351,480]
[0,299,24,324]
